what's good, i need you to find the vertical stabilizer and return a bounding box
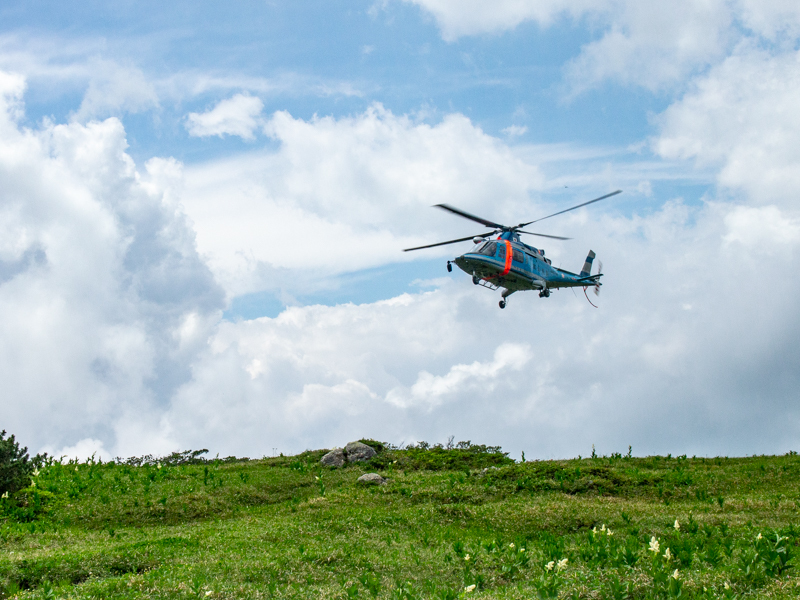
[580,250,596,277]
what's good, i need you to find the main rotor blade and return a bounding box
[434,204,506,230]
[519,190,622,227]
[517,230,571,241]
[403,232,495,252]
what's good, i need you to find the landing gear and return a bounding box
[472,274,480,285]
[499,300,506,309]
[539,289,550,298]
[446,261,452,272]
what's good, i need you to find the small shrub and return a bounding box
[0,430,42,496]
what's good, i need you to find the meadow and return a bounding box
[1,441,799,599]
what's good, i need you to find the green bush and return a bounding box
[0,430,41,496]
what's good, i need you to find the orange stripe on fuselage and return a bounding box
[485,239,513,282]
[501,240,512,276]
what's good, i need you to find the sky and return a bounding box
[1,0,800,461]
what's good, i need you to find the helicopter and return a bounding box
[403,190,622,309]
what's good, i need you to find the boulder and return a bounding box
[357,473,387,485]
[345,441,376,463]
[320,448,345,467]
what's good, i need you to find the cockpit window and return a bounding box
[512,248,524,263]
[478,242,497,256]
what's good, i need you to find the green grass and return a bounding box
[2,446,800,599]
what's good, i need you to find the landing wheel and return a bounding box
[539,289,550,298]
[446,261,452,272]
[499,300,506,309]
[472,275,480,285]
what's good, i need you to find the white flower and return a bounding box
[592,526,597,533]
[724,582,730,590]
[205,592,213,597]
[600,524,606,532]
[30,481,36,488]
[157,462,162,469]
[649,537,660,553]
[664,548,672,561]
[557,558,568,571]
[520,548,525,553]
[1,491,8,499]
[464,554,470,561]
[75,466,79,471]
[674,519,680,531]
[464,585,476,593]
[545,561,555,571]
[672,569,680,580]
[509,543,515,549]
[607,529,614,537]
[32,469,40,477]
[757,533,762,540]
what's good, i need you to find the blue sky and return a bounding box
[1,0,799,460]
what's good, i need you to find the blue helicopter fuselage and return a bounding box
[451,231,601,297]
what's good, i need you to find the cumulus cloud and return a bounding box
[164,195,800,459]
[0,71,223,457]
[655,45,800,203]
[386,343,532,409]
[563,1,733,93]
[736,0,800,40]
[403,0,800,92]
[182,103,544,296]
[185,93,265,139]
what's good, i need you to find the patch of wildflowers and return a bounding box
[649,537,660,553]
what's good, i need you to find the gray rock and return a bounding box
[320,448,345,467]
[345,441,376,463]
[357,473,387,485]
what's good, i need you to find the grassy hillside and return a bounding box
[1,443,800,599]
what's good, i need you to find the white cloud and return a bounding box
[403,0,800,93]
[163,195,800,458]
[402,0,598,40]
[723,205,800,250]
[564,1,733,93]
[73,60,159,121]
[0,71,223,458]
[185,93,264,140]
[182,103,544,296]
[736,0,800,40]
[655,45,800,204]
[47,438,110,463]
[501,124,528,137]
[386,343,531,408]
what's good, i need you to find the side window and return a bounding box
[512,249,524,263]
[496,244,506,260]
[478,242,497,256]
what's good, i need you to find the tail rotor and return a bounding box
[594,260,602,296]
